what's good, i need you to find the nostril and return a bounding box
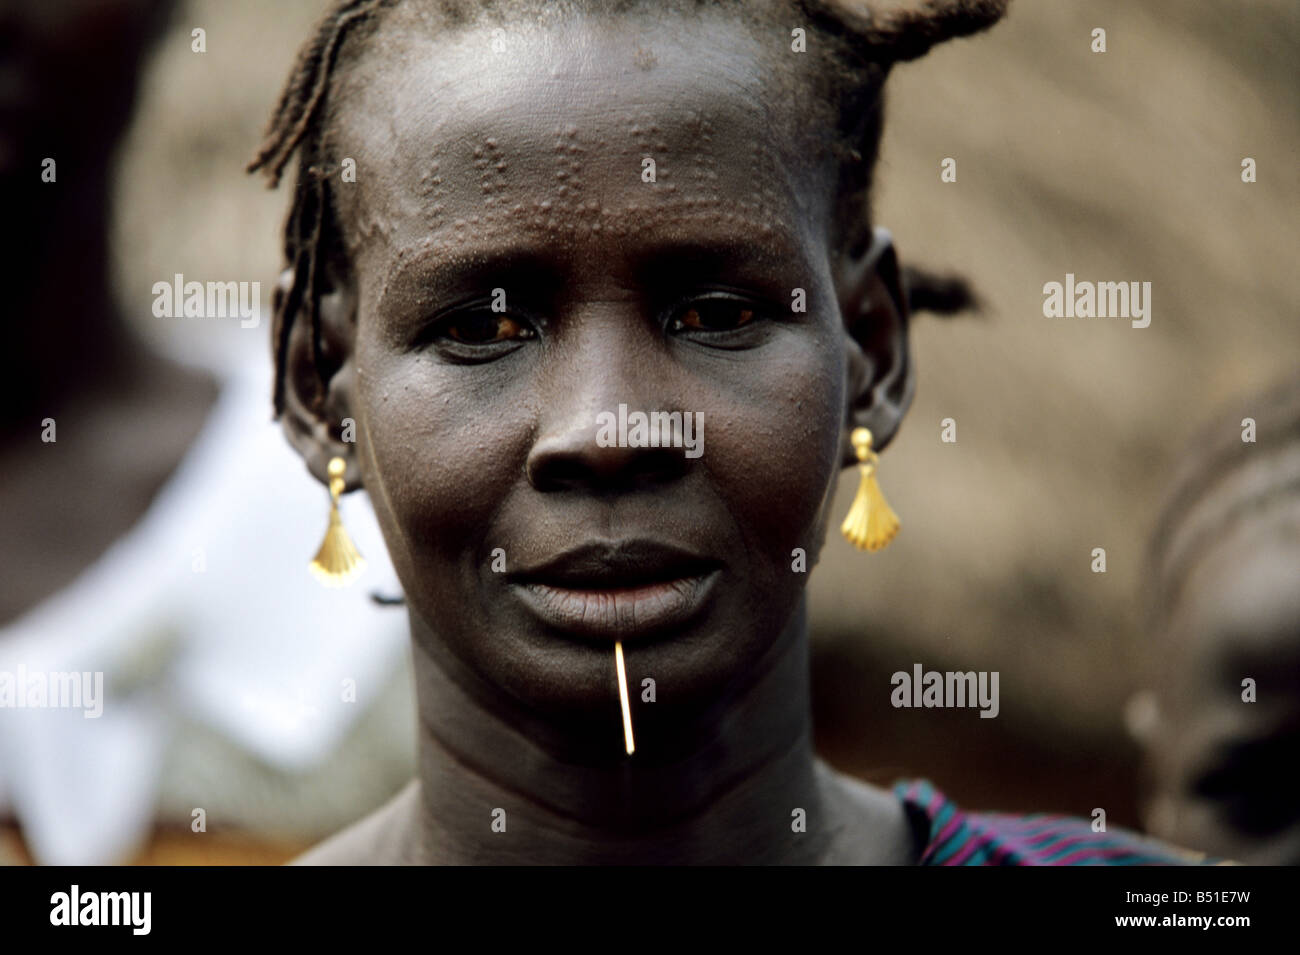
[526,435,690,493]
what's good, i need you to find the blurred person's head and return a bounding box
[0,0,173,178]
[1136,375,1300,864]
[0,0,176,423]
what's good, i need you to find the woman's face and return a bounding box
[323,10,869,722]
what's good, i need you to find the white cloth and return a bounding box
[0,364,410,864]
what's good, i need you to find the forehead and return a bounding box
[326,6,836,274]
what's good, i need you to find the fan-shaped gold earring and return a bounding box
[309,457,366,586]
[840,427,900,551]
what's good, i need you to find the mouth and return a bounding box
[506,539,722,643]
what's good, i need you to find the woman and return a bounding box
[249,0,1213,864]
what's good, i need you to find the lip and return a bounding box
[506,539,722,642]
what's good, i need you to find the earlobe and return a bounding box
[840,226,915,467]
[277,264,363,490]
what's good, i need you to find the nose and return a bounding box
[526,421,691,493]
[525,315,691,494]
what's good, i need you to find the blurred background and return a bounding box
[1,0,1296,864]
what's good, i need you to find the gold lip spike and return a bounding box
[615,640,635,756]
[840,427,900,552]
[309,457,366,586]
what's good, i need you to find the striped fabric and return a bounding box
[894,779,1224,866]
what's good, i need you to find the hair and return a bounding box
[248,0,1009,416]
[1147,374,1300,626]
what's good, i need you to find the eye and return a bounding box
[417,306,540,362]
[441,312,536,345]
[669,298,758,333]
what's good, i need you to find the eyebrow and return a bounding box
[380,226,815,310]
[632,231,812,288]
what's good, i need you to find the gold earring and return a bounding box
[309,457,366,586]
[840,427,900,551]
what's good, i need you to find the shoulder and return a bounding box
[289,779,427,866]
[815,761,924,864]
[893,779,1227,866]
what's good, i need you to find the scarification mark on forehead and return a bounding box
[326,15,831,266]
[449,120,782,230]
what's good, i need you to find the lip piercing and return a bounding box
[615,641,635,756]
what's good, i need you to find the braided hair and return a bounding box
[248,0,1009,415]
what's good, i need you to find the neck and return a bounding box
[406,596,832,864]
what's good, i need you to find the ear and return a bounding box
[837,226,915,467]
[277,262,363,490]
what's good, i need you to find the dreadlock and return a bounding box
[248,0,1009,416]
